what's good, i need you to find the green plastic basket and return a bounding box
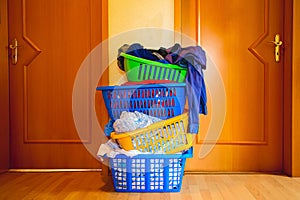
[121,52,187,83]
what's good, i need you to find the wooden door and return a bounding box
[178,0,285,172]
[9,0,108,168]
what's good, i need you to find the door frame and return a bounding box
[290,0,300,177]
[0,0,10,173]
[283,0,293,176]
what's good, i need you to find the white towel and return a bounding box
[97,139,151,161]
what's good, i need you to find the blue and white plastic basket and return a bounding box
[109,147,193,192]
[96,83,186,120]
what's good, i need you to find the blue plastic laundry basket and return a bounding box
[109,147,193,192]
[96,83,186,120]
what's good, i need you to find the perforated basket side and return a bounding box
[109,147,193,192]
[111,113,193,154]
[121,53,187,83]
[96,83,186,120]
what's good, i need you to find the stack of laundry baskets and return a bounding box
[97,43,207,192]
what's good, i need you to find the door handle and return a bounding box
[271,34,283,62]
[9,38,20,65]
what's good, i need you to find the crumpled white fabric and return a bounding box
[97,140,168,161]
[113,111,161,133]
[97,140,151,161]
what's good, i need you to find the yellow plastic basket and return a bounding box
[110,113,193,154]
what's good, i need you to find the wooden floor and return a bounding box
[1,171,300,200]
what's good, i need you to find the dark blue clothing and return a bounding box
[117,43,169,70]
[126,43,158,61]
[165,44,207,134]
[104,119,114,137]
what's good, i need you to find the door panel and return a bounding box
[179,0,284,172]
[9,0,108,168]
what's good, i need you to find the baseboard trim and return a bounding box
[184,171,284,175]
[8,169,102,173]
[0,169,9,174]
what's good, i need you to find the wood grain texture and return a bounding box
[1,172,300,199]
